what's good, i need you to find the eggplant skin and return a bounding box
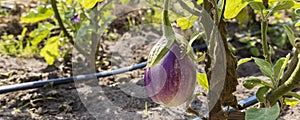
[144,43,196,107]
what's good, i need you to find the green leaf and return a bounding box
[286,92,300,100]
[121,0,130,4]
[295,8,300,16]
[252,57,274,79]
[78,0,102,9]
[243,77,273,89]
[237,58,252,66]
[224,0,249,18]
[21,5,54,23]
[292,2,300,9]
[176,16,198,30]
[284,98,299,107]
[273,58,285,81]
[40,36,60,65]
[196,72,209,91]
[272,1,294,11]
[295,21,300,27]
[250,47,260,56]
[30,23,54,46]
[31,30,50,46]
[249,1,265,11]
[246,103,280,120]
[256,86,270,103]
[283,24,296,46]
[197,0,204,4]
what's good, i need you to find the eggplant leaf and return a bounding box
[246,103,280,120]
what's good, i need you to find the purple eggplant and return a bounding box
[144,43,196,107]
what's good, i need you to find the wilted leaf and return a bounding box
[196,72,209,91]
[246,103,280,120]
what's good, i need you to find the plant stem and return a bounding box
[51,0,88,56]
[51,0,73,44]
[163,0,175,38]
[279,51,299,85]
[261,19,271,63]
[267,54,300,105]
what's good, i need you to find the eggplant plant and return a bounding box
[223,0,300,119]
[144,0,198,107]
[145,0,300,119]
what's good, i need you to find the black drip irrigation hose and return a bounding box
[0,61,147,94]
[0,44,207,94]
[0,44,258,110]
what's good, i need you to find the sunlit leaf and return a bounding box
[196,72,209,91]
[246,103,280,120]
[147,37,174,67]
[31,30,50,46]
[121,0,130,4]
[295,21,300,27]
[224,0,249,18]
[197,0,203,4]
[40,36,60,65]
[78,0,102,9]
[176,16,198,30]
[284,98,299,107]
[21,5,54,23]
[237,58,252,66]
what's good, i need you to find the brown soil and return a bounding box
[0,1,299,120]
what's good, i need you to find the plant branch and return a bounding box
[162,0,175,38]
[279,51,299,85]
[51,0,88,57]
[51,0,74,44]
[261,19,271,63]
[267,54,300,106]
